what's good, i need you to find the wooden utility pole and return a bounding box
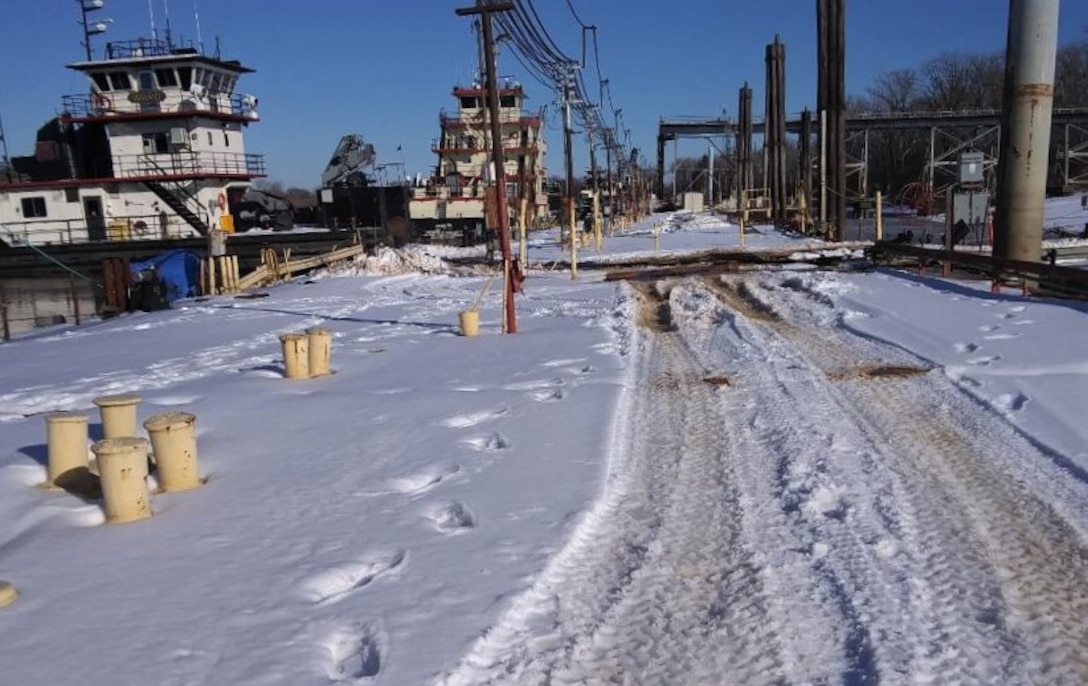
[562,65,579,277]
[456,0,518,333]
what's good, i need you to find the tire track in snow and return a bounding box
[691,278,919,682]
[719,274,1088,683]
[438,283,787,685]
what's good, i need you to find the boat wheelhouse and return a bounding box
[409,80,548,244]
[0,34,262,246]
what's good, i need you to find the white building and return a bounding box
[0,37,262,246]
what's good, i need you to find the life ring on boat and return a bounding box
[92,92,111,113]
[216,192,228,211]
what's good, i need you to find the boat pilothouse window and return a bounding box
[138,70,155,90]
[499,95,516,108]
[154,68,178,88]
[21,197,47,218]
[178,66,193,91]
[460,96,478,109]
[90,72,110,92]
[108,71,131,91]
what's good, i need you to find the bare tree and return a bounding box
[866,69,920,112]
[920,52,976,110]
[1055,36,1088,107]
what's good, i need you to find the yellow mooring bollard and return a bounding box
[93,394,141,439]
[92,437,152,524]
[0,581,18,609]
[279,333,309,380]
[45,411,92,492]
[144,412,201,492]
[306,327,332,377]
[459,310,480,337]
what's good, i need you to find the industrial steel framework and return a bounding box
[657,107,1088,205]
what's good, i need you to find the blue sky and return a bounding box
[1,1,1086,189]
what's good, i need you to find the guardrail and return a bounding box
[867,242,1088,297]
[62,91,257,119]
[1,213,199,247]
[111,152,265,178]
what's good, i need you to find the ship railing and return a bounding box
[112,152,266,178]
[61,91,257,119]
[439,109,538,125]
[101,38,200,60]
[431,138,541,155]
[0,212,199,247]
[411,185,488,200]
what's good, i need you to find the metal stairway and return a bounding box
[144,181,209,236]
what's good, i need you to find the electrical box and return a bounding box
[682,192,704,213]
[958,152,985,186]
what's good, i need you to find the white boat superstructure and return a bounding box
[0,32,262,246]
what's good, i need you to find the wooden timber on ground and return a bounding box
[231,244,363,293]
[559,241,871,282]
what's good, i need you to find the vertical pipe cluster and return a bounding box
[764,36,788,227]
[817,0,847,240]
[994,0,1060,263]
[736,83,754,210]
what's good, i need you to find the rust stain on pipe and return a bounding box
[1018,83,1053,97]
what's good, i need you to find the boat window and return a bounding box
[138,70,156,90]
[460,96,477,109]
[65,188,80,203]
[155,68,178,88]
[223,131,230,147]
[108,71,131,90]
[142,132,170,154]
[500,95,516,108]
[209,73,224,93]
[224,76,237,93]
[200,69,213,88]
[90,72,110,91]
[21,197,48,218]
[178,66,193,91]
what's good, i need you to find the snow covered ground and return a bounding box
[1,212,1087,684]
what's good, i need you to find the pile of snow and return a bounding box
[354,245,458,275]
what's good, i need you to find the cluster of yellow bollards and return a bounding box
[0,329,342,609]
[278,327,333,380]
[42,396,203,527]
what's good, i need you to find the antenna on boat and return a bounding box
[78,0,111,61]
[163,0,172,47]
[147,0,157,39]
[0,97,13,183]
[194,0,204,53]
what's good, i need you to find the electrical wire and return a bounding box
[486,0,634,169]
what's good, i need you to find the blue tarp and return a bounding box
[129,249,202,303]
